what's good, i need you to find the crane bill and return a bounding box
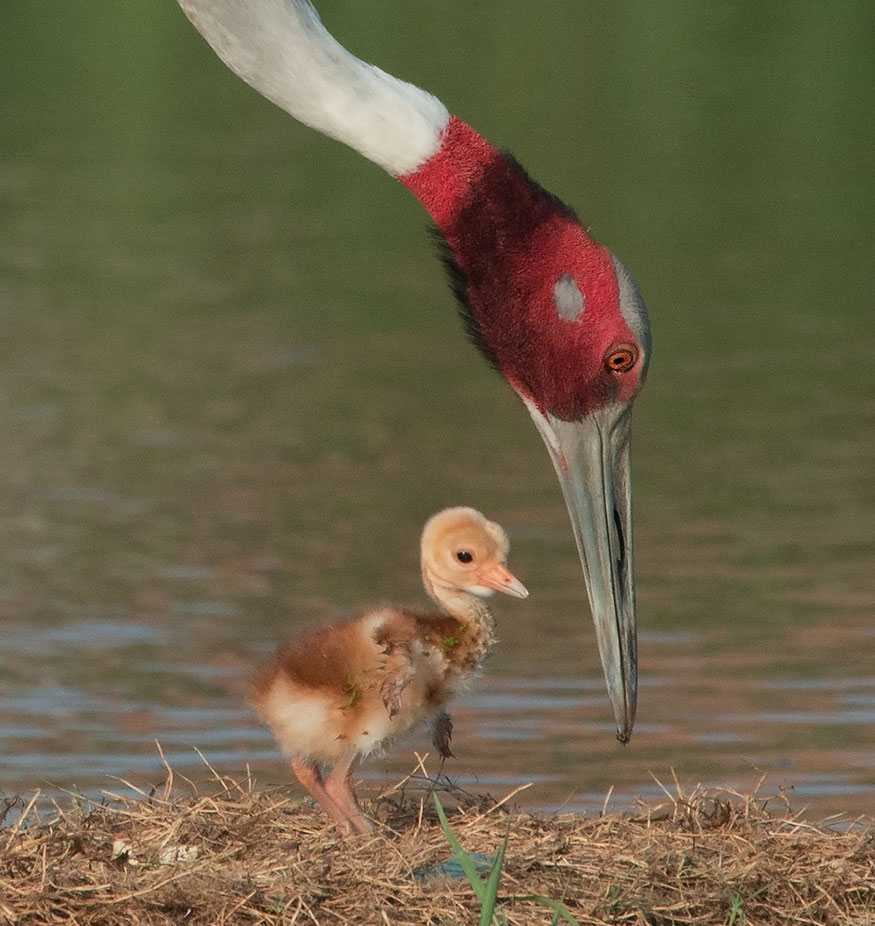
[523,399,638,742]
[476,562,530,599]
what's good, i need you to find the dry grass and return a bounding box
[1,754,873,926]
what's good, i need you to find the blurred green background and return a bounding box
[0,0,873,816]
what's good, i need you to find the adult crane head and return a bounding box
[177,0,651,742]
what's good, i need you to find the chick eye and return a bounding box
[455,550,473,564]
[604,343,638,373]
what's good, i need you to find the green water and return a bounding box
[1,1,873,817]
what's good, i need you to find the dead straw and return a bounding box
[1,756,873,925]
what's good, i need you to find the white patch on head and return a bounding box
[554,273,585,321]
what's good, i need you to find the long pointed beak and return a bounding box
[477,562,530,599]
[524,399,638,742]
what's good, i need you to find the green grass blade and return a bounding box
[478,828,509,926]
[433,795,487,903]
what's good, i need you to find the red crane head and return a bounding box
[403,118,651,740]
[401,118,650,420]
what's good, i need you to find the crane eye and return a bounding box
[455,550,474,564]
[604,344,638,373]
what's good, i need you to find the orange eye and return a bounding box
[604,344,638,373]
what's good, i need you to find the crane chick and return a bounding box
[252,507,528,836]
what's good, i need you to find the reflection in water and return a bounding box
[1,1,873,820]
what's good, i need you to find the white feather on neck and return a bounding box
[178,0,450,176]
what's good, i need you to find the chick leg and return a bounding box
[291,758,357,838]
[323,746,374,835]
